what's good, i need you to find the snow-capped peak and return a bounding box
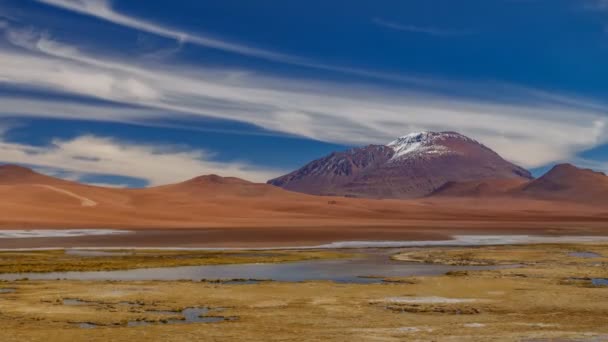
[386,131,472,160]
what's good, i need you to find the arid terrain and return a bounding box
[1,164,608,249]
[1,164,608,341]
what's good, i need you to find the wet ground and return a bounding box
[0,241,606,341]
[0,248,514,283]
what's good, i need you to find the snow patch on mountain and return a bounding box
[387,131,471,160]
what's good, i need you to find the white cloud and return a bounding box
[0,23,607,175]
[85,182,128,188]
[0,133,283,185]
[33,0,299,63]
[27,0,451,83]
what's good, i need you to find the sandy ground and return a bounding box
[34,185,98,207]
[1,167,608,248]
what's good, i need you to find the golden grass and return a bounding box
[0,244,607,341]
[0,249,351,273]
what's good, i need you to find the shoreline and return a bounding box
[1,234,608,251]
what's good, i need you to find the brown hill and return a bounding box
[0,165,62,184]
[0,163,607,247]
[430,163,608,205]
[520,163,608,203]
[431,178,528,197]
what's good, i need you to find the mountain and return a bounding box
[268,131,532,199]
[431,178,529,198]
[430,163,608,204]
[520,163,608,203]
[153,174,296,198]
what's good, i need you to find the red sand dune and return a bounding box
[0,164,608,246]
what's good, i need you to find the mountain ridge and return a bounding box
[0,162,606,233]
[431,163,608,204]
[268,131,532,199]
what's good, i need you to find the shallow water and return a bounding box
[167,308,225,324]
[126,321,150,327]
[63,298,88,306]
[568,252,602,258]
[4,235,608,251]
[0,288,15,294]
[592,278,608,287]
[0,249,513,283]
[0,230,130,239]
[68,300,229,328]
[128,307,225,326]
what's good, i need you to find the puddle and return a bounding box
[63,298,89,306]
[124,307,231,328]
[0,288,15,294]
[66,299,233,328]
[568,252,602,258]
[0,249,515,283]
[591,278,608,287]
[567,278,608,287]
[127,321,150,327]
[165,307,225,324]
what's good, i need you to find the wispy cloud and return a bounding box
[569,157,608,174]
[136,33,183,60]
[0,132,283,185]
[373,18,472,37]
[28,0,451,84]
[0,23,607,180]
[33,0,299,63]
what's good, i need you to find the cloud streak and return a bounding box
[0,23,607,181]
[373,18,472,36]
[33,0,299,63]
[28,0,451,84]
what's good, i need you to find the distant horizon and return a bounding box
[0,154,600,189]
[0,128,604,189]
[0,0,607,187]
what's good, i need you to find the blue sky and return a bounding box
[0,0,607,187]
